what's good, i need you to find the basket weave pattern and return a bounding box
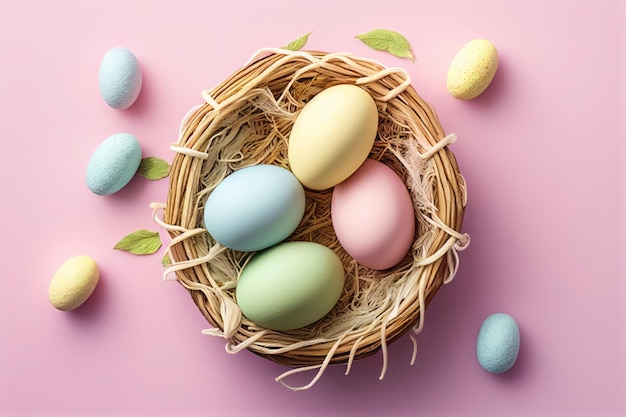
[155,49,469,389]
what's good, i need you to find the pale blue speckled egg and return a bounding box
[99,47,142,110]
[477,313,520,373]
[203,164,305,252]
[86,133,142,195]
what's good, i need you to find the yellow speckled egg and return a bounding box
[49,255,99,311]
[447,39,498,100]
[288,84,378,191]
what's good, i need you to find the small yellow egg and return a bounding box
[49,255,100,311]
[447,39,498,100]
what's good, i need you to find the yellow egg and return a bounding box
[288,84,378,190]
[447,39,498,100]
[49,255,99,311]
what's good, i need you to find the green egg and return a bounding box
[235,241,345,331]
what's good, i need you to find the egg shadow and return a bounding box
[484,321,531,384]
[119,60,153,119]
[66,269,108,323]
[101,171,151,205]
[464,53,508,109]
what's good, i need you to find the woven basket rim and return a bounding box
[154,48,469,390]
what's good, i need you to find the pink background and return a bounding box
[1,0,624,415]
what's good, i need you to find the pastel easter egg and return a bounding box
[447,39,498,100]
[236,241,345,331]
[86,133,142,195]
[49,255,100,311]
[331,159,415,270]
[288,84,378,190]
[99,47,143,109]
[203,164,305,252]
[477,313,521,373]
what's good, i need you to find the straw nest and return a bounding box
[153,49,469,390]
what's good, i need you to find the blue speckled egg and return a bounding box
[86,133,142,195]
[203,164,305,252]
[477,313,520,373]
[99,47,142,110]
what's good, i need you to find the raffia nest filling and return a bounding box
[153,49,469,390]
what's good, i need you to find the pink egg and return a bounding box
[331,159,415,270]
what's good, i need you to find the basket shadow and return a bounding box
[166,50,472,401]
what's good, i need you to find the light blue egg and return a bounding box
[99,47,142,110]
[203,164,306,252]
[477,313,520,373]
[86,133,142,195]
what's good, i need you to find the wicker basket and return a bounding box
[152,48,469,390]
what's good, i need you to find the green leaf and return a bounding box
[355,29,415,62]
[282,32,312,51]
[137,157,170,180]
[114,229,162,255]
[162,254,171,267]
